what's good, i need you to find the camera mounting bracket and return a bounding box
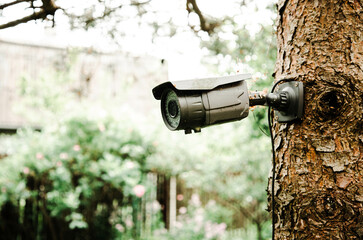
[249,81,304,122]
[267,81,304,122]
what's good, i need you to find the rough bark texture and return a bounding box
[271,0,363,239]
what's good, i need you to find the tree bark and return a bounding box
[270,0,363,239]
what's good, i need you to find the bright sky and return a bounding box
[0,0,275,79]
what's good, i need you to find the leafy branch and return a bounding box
[0,0,59,29]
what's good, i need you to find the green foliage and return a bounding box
[204,200,234,226]
[196,9,278,233]
[1,3,278,238]
[0,114,155,239]
[201,3,277,138]
[152,194,227,240]
[0,114,233,240]
[146,116,272,238]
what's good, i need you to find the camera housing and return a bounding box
[152,74,251,134]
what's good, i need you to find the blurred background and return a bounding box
[0,0,276,239]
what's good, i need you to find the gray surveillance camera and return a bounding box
[152,73,304,134]
[152,74,251,134]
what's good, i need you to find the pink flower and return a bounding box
[218,222,227,232]
[59,152,69,159]
[205,230,214,239]
[195,214,204,226]
[177,194,184,201]
[152,201,161,211]
[204,222,215,239]
[125,161,135,169]
[179,207,187,214]
[190,194,201,206]
[125,219,134,228]
[23,167,30,175]
[133,184,146,198]
[56,161,62,167]
[73,144,81,151]
[174,221,183,229]
[36,153,44,159]
[98,123,106,132]
[1,187,6,193]
[115,223,124,232]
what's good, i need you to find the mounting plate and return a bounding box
[275,81,304,122]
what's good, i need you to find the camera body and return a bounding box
[152,74,251,134]
[152,73,304,134]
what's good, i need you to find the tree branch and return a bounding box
[0,0,30,10]
[0,10,46,29]
[186,0,219,34]
[41,0,58,13]
[130,0,151,7]
[0,0,59,29]
[64,0,151,29]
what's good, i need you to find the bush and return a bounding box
[0,115,155,240]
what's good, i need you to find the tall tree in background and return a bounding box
[271,0,362,238]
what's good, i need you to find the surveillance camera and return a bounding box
[152,74,304,134]
[152,74,251,134]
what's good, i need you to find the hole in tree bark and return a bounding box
[310,81,361,131]
[316,90,344,121]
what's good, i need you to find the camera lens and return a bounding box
[161,89,181,130]
[168,101,178,118]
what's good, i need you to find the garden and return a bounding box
[0,1,277,239]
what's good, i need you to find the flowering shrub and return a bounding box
[0,115,155,239]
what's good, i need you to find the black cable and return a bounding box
[268,105,276,240]
[268,79,293,240]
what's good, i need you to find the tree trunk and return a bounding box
[271,0,363,239]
